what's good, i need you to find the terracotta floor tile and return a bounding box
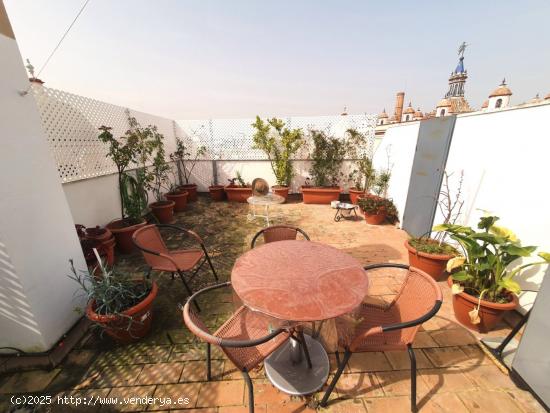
[249,380,292,405]
[419,367,477,394]
[150,382,201,410]
[419,391,469,413]
[180,360,225,382]
[412,332,439,348]
[458,345,493,365]
[334,373,384,399]
[318,397,367,412]
[87,364,143,388]
[347,352,392,373]
[384,349,433,370]
[375,370,429,398]
[136,361,183,385]
[430,329,478,347]
[423,347,469,368]
[196,380,245,408]
[106,385,155,412]
[463,364,517,390]
[220,406,267,413]
[0,369,60,394]
[457,389,524,412]
[506,390,547,413]
[363,396,411,413]
[266,400,317,412]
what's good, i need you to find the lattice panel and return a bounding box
[177,114,377,161]
[32,85,180,183]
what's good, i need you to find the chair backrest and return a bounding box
[132,225,171,268]
[391,266,443,343]
[251,225,310,248]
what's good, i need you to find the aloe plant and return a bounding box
[436,216,550,303]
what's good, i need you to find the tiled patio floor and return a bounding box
[0,195,544,412]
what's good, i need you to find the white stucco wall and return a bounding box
[0,27,87,351]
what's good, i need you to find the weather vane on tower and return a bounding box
[458,42,468,58]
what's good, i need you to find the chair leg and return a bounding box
[171,272,175,280]
[320,349,352,407]
[145,267,152,279]
[407,344,417,412]
[178,271,200,312]
[335,350,340,365]
[205,252,219,282]
[206,343,212,381]
[242,370,254,413]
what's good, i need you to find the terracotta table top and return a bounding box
[231,240,368,322]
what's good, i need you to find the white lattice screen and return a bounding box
[32,83,377,184]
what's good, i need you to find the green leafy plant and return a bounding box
[408,238,458,255]
[170,137,207,185]
[251,116,304,186]
[346,129,376,194]
[357,196,399,224]
[436,216,550,303]
[309,130,347,187]
[148,131,171,202]
[235,171,247,187]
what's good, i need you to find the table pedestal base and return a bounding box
[264,333,329,396]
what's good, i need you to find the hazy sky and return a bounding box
[5,0,550,120]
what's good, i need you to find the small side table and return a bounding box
[247,193,285,226]
[334,202,358,222]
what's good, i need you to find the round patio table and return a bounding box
[231,240,368,395]
[246,193,285,227]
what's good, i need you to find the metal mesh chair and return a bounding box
[250,225,310,248]
[133,224,218,311]
[182,282,290,413]
[320,264,442,412]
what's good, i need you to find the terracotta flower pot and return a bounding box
[363,210,387,225]
[225,185,253,203]
[447,277,519,333]
[348,188,364,205]
[272,186,289,202]
[86,281,158,343]
[177,184,198,202]
[165,191,188,212]
[301,186,341,204]
[405,240,455,280]
[84,226,116,266]
[106,219,147,254]
[103,236,116,266]
[209,185,225,201]
[150,200,175,224]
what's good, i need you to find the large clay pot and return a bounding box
[225,185,253,203]
[106,219,147,254]
[84,226,116,266]
[447,277,519,333]
[348,188,364,205]
[363,210,387,225]
[150,200,175,224]
[301,186,341,204]
[178,184,198,202]
[209,185,225,201]
[165,191,188,212]
[272,186,289,202]
[86,281,158,343]
[405,240,454,280]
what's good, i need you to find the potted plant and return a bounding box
[170,137,206,202]
[437,216,550,332]
[165,171,189,212]
[302,130,346,204]
[405,171,463,280]
[225,172,252,203]
[357,196,399,225]
[99,118,152,254]
[345,129,376,204]
[208,182,225,201]
[68,255,158,343]
[79,225,116,267]
[148,132,176,223]
[251,116,304,202]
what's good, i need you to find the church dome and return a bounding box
[379,109,388,118]
[437,98,451,108]
[414,108,423,118]
[544,92,550,100]
[529,94,542,104]
[481,100,489,109]
[404,103,415,114]
[489,80,512,98]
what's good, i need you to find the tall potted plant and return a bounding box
[148,131,175,223]
[170,137,206,202]
[302,130,346,204]
[405,171,463,280]
[68,256,158,343]
[251,116,304,201]
[438,216,550,332]
[99,118,154,254]
[345,129,376,204]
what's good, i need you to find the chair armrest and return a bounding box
[157,224,206,247]
[349,326,384,351]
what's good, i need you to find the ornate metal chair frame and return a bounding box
[320,263,443,412]
[182,282,291,413]
[250,225,310,249]
[133,224,218,312]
